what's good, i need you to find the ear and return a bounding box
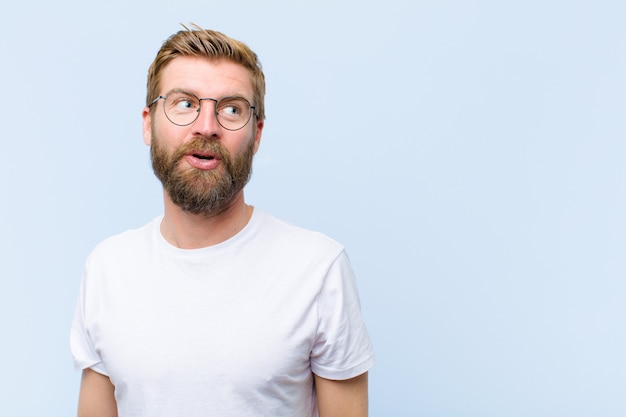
[253,119,264,154]
[142,107,152,146]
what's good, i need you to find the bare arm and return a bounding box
[77,368,118,417]
[315,372,368,417]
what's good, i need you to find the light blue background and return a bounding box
[1,1,625,416]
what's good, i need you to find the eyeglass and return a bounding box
[149,91,257,131]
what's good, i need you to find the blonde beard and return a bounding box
[150,134,255,216]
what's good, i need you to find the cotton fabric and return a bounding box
[71,209,374,417]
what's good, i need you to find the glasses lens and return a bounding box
[216,97,252,130]
[163,92,200,126]
[161,94,253,129]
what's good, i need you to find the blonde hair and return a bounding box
[146,24,266,120]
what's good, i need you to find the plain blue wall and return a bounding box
[1,1,625,415]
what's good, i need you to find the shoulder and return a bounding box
[86,218,159,266]
[254,210,345,255]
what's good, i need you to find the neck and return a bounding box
[160,190,253,249]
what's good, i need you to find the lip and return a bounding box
[184,151,221,170]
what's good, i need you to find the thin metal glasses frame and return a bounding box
[149,93,257,131]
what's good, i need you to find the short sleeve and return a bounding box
[69,264,108,375]
[310,250,375,380]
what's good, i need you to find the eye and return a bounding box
[223,105,240,115]
[176,99,194,109]
[174,98,196,111]
[167,93,199,113]
[217,98,248,119]
[220,103,242,116]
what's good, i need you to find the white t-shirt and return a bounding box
[71,209,374,417]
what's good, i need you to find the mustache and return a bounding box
[171,137,230,164]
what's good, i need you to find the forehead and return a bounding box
[159,56,253,97]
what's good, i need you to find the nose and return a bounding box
[191,99,221,138]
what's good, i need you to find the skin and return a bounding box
[144,57,263,249]
[77,56,368,417]
[77,368,117,417]
[315,373,369,417]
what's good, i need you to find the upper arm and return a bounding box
[314,371,369,417]
[77,368,118,417]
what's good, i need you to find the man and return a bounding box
[71,25,374,417]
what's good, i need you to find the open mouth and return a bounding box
[189,150,220,161]
[183,149,221,170]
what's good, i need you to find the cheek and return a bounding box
[237,134,258,156]
[152,121,187,150]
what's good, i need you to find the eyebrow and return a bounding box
[164,88,251,102]
[165,88,197,97]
